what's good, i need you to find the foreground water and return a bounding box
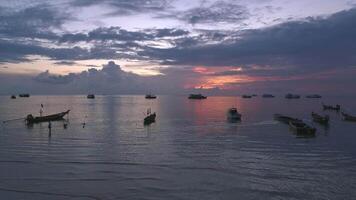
[0,95,356,200]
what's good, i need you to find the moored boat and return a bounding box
[341,112,356,122]
[274,114,301,124]
[285,93,300,99]
[227,108,241,121]
[322,103,340,111]
[262,94,275,98]
[19,94,30,98]
[87,94,95,99]
[145,94,157,99]
[26,110,70,124]
[144,108,156,125]
[289,120,316,136]
[11,95,16,99]
[306,94,322,98]
[311,112,329,125]
[188,94,207,99]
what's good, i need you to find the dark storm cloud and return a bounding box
[70,0,172,15]
[158,1,249,25]
[145,8,356,76]
[0,4,69,40]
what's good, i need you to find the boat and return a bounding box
[144,109,156,125]
[11,95,16,99]
[145,94,157,99]
[322,103,340,111]
[311,112,329,125]
[188,94,207,99]
[285,93,300,99]
[262,94,275,98]
[306,94,322,98]
[87,94,95,99]
[274,114,301,124]
[242,95,252,98]
[341,112,356,122]
[26,110,70,124]
[227,108,241,121]
[289,120,316,136]
[19,94,30,97]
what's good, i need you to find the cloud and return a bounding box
[0,4,69,40]
[143,8,356,77]
[159,1,249,25]
[70,0,172,16]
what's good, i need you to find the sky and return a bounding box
[0,0,356,95]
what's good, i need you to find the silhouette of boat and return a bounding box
[144,108,156,125]
[227,108,241,121]
[322,103,340,111]
[242,95,252,98]
[289,120,316,136]
[188,94,207,99]
[19,94,30,97]
[11,95,16,99]
[306,94,322,98]
[145,94,157,99]
[262,94,275,98]
[285,94,300,99]
[341,112,356,122]
[311,112,329,125]
[274,114,301,124]
[87,94,95,99]
[26,110,70,124]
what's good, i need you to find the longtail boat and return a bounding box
[227,108,241,121]
[145,94,157,99]
[289,120,316,136]
[322,103,340,111]
[188,94,207,99]
[274,114,301,124]
[311,112,329,125]
[144,113,156,125]
[341,112,356,122]
[87,94,95,99]
[26,110,70,124]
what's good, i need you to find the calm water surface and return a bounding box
[0,95,356,200]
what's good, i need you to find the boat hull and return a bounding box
[26,110,70,124]
[144,113,156,125]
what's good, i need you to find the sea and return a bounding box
[0,95,355,200]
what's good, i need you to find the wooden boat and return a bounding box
[26,110,70,124]
[87,94,95,99]
[11,95,16,99]
[285,94,300,99]
[341,112,356,122]
[242,95,252,98]
[145,94,157,99]
[322,103,340,111]
[144,113,156,125]
[274,114,301,124]
[311,112,329,125]
[227,108,241,121]
[19,94,30,97]
[289,120,316,136]
[262,94,275,98]
[306,94,322,98]
[188,94,207,99]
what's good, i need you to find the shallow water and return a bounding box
[0,95,356,200]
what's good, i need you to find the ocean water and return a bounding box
[0,95,356,200]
